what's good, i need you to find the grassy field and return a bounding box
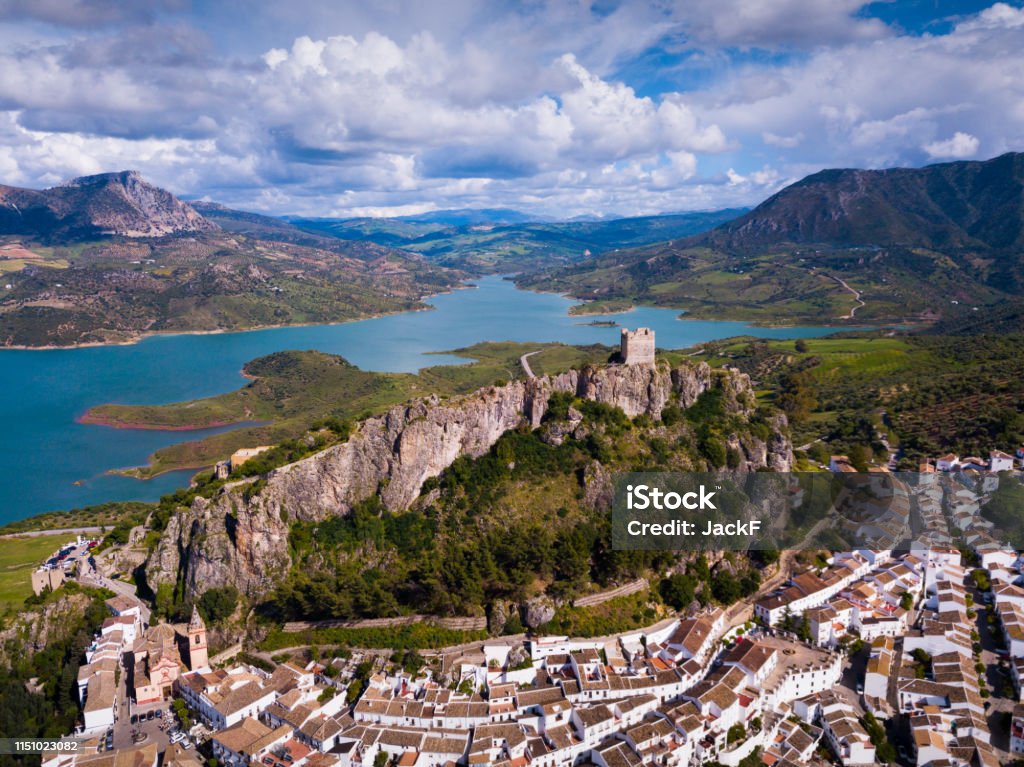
[0,534,72,613]
[693,333,1024,465]
[89,341,612,477]
[0,501,154,535]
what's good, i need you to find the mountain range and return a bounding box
[519,152,1024,325]
[285,208,748,272]
[697,152,1024,255]
[3,152,1024,343]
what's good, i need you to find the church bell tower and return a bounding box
[187,604,209,671]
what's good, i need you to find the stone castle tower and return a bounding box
[187,604,209,671]
[620,327,655,365]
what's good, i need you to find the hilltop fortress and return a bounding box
[620,327,655,365]
[147,356,791,600]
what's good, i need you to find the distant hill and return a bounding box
[189,201,409,261]
[696,152,1024,255]
[0,175,461,347]
[291,208,748,273]
[0,171,217,241]
[518,154,1024,324]
[397,208,545,225]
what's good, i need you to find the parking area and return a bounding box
[104,702,196,755]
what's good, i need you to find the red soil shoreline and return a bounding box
[76,411,239,431]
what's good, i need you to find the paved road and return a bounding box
[519,350,541,380]
[79,573,151,625]
[796,437,823,452]
[0,526,104,539]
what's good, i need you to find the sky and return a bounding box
[0,0,1022,219]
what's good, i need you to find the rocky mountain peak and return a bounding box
[0,170,218,240]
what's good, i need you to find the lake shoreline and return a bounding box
[520,280,902,330]
[1,276,874,525]
[76,412,246,431]
[0,299,448,351]
[1,278,888,351]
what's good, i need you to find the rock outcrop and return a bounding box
[147,360,790,600]
[0,170,217,241]
[0,591,93,666]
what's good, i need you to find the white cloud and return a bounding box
[0,3,1020,218]
[670,0,890,48]
[955,2,1024,31]
[763,131,803,148]
[924,131,981,159]
[691,5,1024,170]
[339,201,438,218]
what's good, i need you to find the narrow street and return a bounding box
[78,572,151,625]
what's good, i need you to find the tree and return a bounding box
[373,753,389,767]
[848,443,872,472]
[781,607,794,633]
[727,723,746,745]
[317,687,337,703]
[971,569,991,592]
[794,339,809,353]
[900,592,914,611]
[198,585,240,623]
[711,570,742,605]
[775,371,817,423]
[739,569,761,597]
[346,679,364,704]
[171,698,192,731]
[861,712,895,763]
[797,616,811,643]
[660,573,697,610]
[700,435,728,468]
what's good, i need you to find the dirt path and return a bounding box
[828,274,865,319]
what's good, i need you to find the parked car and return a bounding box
[156,710,163,718]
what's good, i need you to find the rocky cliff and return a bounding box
[146,360,791,600]
[0,170,217,241]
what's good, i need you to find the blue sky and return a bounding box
[0,0,1022,218]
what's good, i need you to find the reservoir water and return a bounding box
[0,277,856,524]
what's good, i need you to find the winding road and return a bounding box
[828,274,865,319]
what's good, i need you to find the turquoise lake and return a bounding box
[0,276,857,524]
